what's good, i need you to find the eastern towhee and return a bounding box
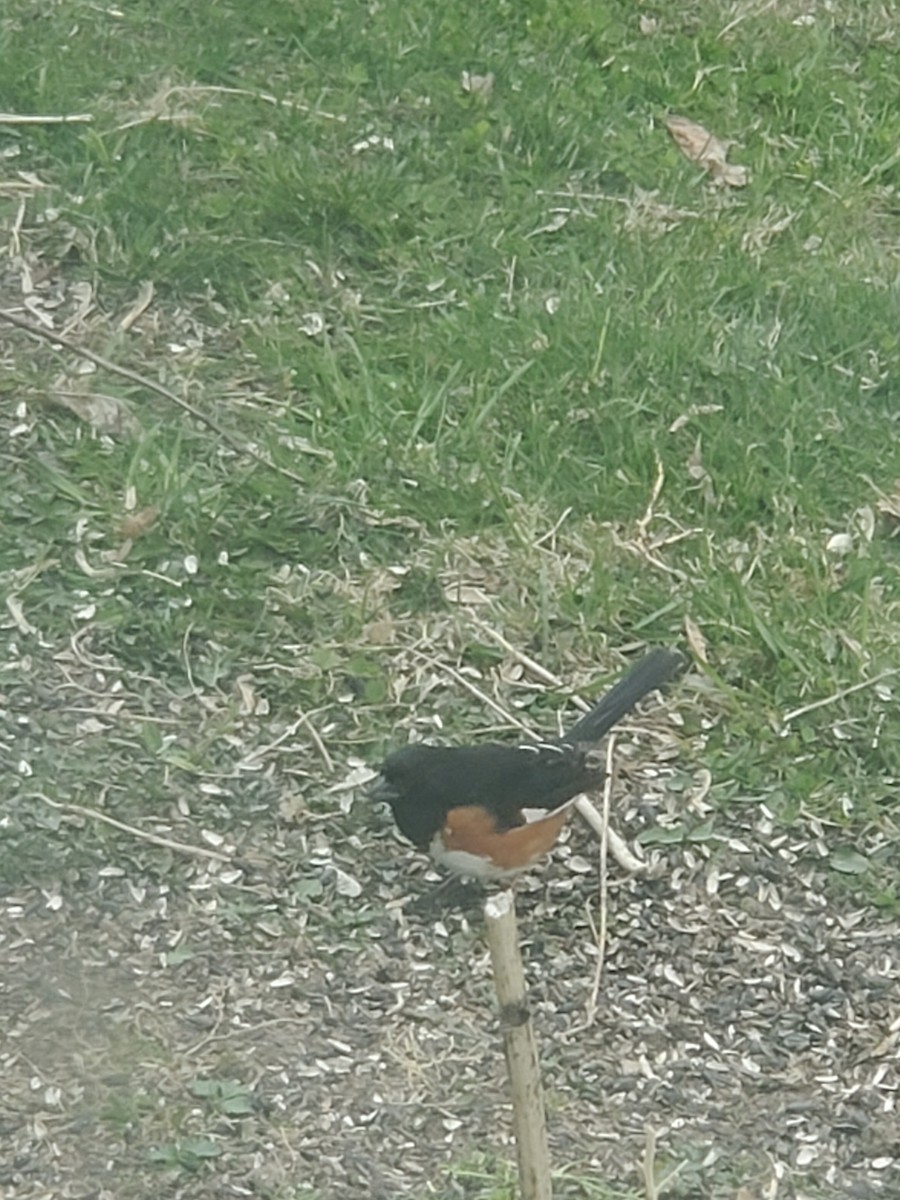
[372,647,683,881]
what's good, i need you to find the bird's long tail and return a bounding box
[562,647,684,744]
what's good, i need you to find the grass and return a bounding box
[2,0,899,1195]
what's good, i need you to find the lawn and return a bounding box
[1,2,898,1198]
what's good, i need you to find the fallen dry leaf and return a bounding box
[853,504,875,543]
[362,616,396,645]
[52,389,141,437]
[461,71,494,98]
[119,506,159,540]
[278,792,308,823]
[668,403,724,434]
[875,479,900,526]
[118,280,155,332]
[666,114,749,188]
[683,614,709,663]
[6,594,38,636]
[443,581,492,605]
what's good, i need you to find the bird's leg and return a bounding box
[406,872,483,917]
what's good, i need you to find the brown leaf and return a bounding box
[119,506,159,540]
[278,793,308,823]
[52,390,141,437]
[876,479,900,525]
[668,403,724,434]
[363,617,396,645]
[683,614,709,663]
[460,71,494,98]
[666,114,749,188]
[118,280,155,332]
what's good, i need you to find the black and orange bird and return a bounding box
[372,647,683,881]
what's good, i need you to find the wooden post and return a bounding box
[484,888,553,1200]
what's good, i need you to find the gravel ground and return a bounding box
[4,731,898,1200]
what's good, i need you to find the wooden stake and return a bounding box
[484,889,553,1200]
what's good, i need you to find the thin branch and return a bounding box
[612,527,690,582]
[245,707,335,774]
[636,453,666,542]
[181,620,199,698]
[534,505,573,549]
[782,671,896,723]
[582,736,616,1028]
[0,112,93,124]
[243,713,305,766]
[30,793,232,863]
[411,648,534,735]
[297,707,335,773]
[184,1015,314,1058]
[574,797,646,872]
[468,618,566,689]
[0,308,310,489]
[136,84,347,124]
[598,735,615,981]
[536,188,630,205]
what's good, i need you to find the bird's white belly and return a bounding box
[428,834,524,881]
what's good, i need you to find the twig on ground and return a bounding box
[112,84,346,131]
[636,454,666,543]
[0,308,310,489]
[469,618,565,689]
[241,714,308,766]
[533,505,573,549]
[182,621,199,698]
[411,648,534,735]
[184,1015,312,1058]
[30,792,232,863]
[574,796,646,873]
[297,708,335,773]
[612,528,690,582]
[782,670,896,723]
[580,736,616,1029]
[0,112,93,124]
